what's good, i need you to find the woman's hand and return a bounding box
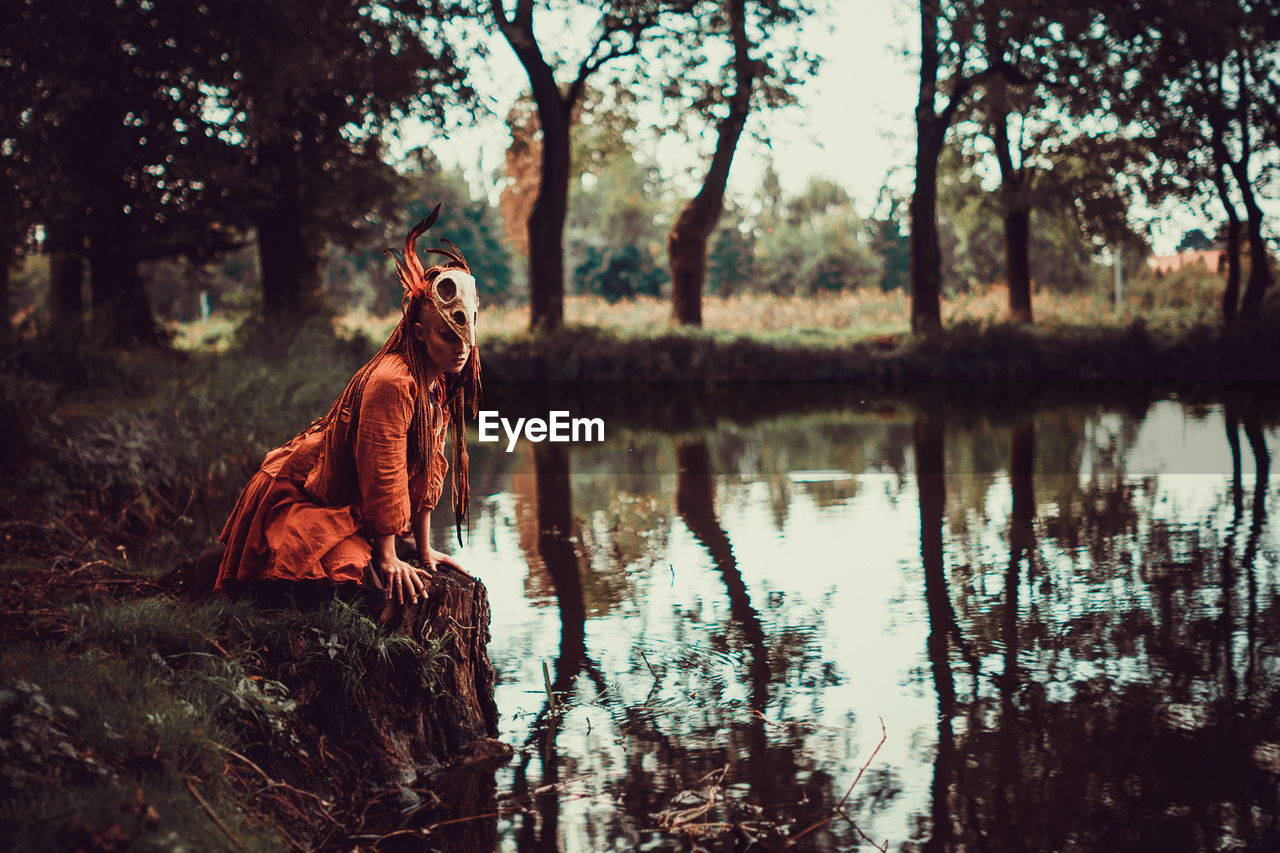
[411,509,471,578]
[374,535,430,604]
[380,554,432,604]
[424,545,471,577]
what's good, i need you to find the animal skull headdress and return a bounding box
[385,203,478,347]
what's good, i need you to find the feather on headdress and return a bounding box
[384,204,479,347]
[382,204,483,547]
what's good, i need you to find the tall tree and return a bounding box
[1082,0,1278,324]
[666,0,816,326]
[1201,49,1275,318]
[210,0,475,323]
[4,0,234,344]
[490,0,688,333]
[977,3,1047,323]
[910,0,994,334]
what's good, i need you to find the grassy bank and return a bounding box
[172,278,1265,386]
[0,587,451,851]
[475,312,1280,385]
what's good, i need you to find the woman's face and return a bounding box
[414,303,472,374]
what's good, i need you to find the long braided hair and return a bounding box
[305,205,482,545]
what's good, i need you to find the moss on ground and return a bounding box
[0,593,452,851]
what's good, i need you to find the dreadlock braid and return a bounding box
[300,297,433,476]
[299,285,481,546]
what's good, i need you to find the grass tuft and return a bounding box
[0,593,453,850]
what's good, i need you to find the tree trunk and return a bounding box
[669,122,748,325]
[493,1,656,335]
[1003,202,1032,323]
[46,220,86,337]
[176,547,509,792]
[910,148,944,335]
[1214,161,1243,325]
[490,0,577,337]
[258,138,322,323]
[86,192,156,346]
[669,0,753,328]
[984,23,1033,325]
[1221,54,1272,320]
[1237,190,1272,318]
[987,75,1033,324]
[73,97,157,346]
[528,110,570,333]
[910,0,945,335]
[375,568,505,776]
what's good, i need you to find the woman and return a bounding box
[214,205,482,606]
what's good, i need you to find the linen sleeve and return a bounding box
[355,366,416,536]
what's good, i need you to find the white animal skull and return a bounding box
[432,269,478,347]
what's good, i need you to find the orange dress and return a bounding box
[215,354,449,591]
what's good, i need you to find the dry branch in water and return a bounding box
[786,716,888,849]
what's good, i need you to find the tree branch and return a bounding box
[515,0,533,26]
[1237,49,1252,164]
[567,22,646,109]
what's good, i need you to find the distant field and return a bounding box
[174,271,1226,350]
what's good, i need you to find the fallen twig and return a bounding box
[640,650,660,681]
[836,717,887,811]
[184,775,245,850]
[217,746,339,826]
[786,717,887,848]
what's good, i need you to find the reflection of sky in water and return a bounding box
[441,399,1280,851]
[1124,401,1276,476]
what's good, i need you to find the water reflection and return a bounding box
[449,394,1280,852]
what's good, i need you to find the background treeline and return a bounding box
[1,0,1277,346]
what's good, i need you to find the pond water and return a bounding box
[425,390,1280,851]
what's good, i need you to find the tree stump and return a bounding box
[369,565,508,780]
[169,547,510,785]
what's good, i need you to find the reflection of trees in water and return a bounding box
[509,438,859,849]
[509,446,663,620]
[911,410,1280,851]
[702,414,916,532]
[604,438,854,848]
[489,397,1280,850]
[508,443,611,852]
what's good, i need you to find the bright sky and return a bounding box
[423,3,918,209]
[419,2,1218,256]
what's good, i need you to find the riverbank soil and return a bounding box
[0,539,510,850]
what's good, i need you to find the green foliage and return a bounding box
[574,243,667,302]
[1177,229,1215,253]
[0,364,61,508]
[1,611,277,850]
[866,215,910,292]
[706,203,758,295]
[1124,264,1224,327]
[395,159,514,306]
[568,142,670,300]
[251,597,429,702]
[0,670,281,851]
[753,182,882,295]
[0,591,453,850]
[0,317,373,558]
[936,144,1109,293]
